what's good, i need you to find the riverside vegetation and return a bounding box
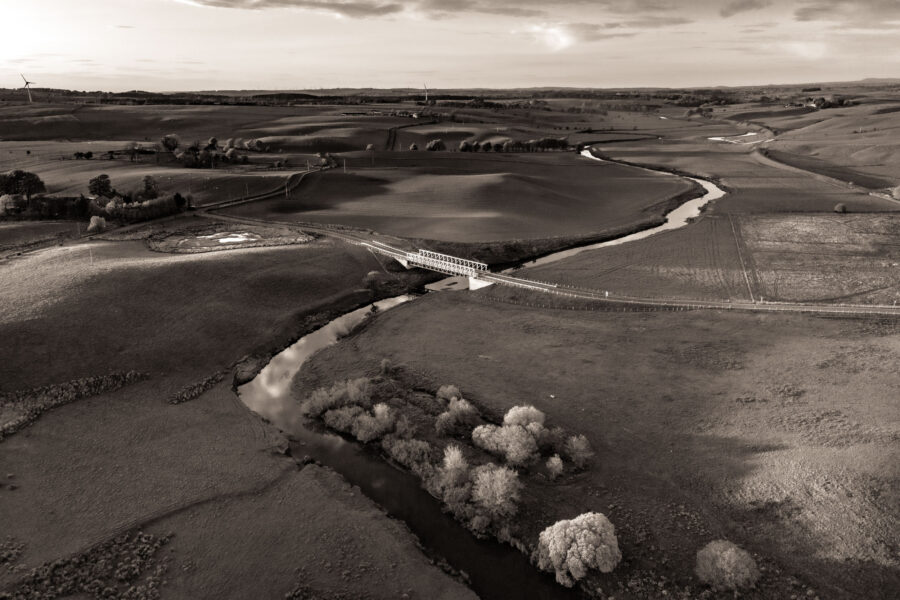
[300,362,759,593]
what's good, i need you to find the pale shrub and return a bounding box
[546,454,564,480]
[382,435,435,476]
[435,397,480,436]
[503,405,546,428]
[536,512,622,587]
[438,444,469,488]
[695,540,759,591]
[564,434,594,469]
[436,384,461,402]
[435,445,473,516]
[87,216,107,232]
[470,463,522,521]
[301,378,372,417]
[322,405,364,433]
[472,424,539,466]
[351,402,395,443]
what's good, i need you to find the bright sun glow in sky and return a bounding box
[1,0,898,92]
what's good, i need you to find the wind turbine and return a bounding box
[21,74,34,103]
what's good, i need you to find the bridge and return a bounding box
[363,242,495,289]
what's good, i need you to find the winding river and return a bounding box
[237,149,728,599]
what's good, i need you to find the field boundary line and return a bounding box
[728,214,755,302]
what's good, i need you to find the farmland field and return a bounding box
[522,215,753,301]
[221,152,696,242]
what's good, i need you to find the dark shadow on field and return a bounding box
[0,241,383,393]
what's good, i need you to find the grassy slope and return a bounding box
[0,236,387,391]
[222,152,694,243]
[295,291,900,600]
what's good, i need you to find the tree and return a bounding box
[409,143,418,151]
[503,405,545,428]
[695,540,759,591]
[493,142,504,152]
[546,455,564,480]
[142,176,159,200]
[458,140,471,152]
[472,424,539,466]
[425,139,446,151]
[470,463,522,521]
[536,512,622,587]
[0,170,46,200]
[160,134,180,153]
[88,174,114,198]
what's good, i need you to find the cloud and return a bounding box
[794,0,900,23]
[116,25,135,28]
[720,0,771,18]
[416,0,546,18]
[171,0,682,20]
[522,22,636,50]
[621,16,691,27]
[177,0,404,18]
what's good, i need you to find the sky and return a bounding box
[2,0,899,92]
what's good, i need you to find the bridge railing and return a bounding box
[415,249,487,272]
[407,253,480,277]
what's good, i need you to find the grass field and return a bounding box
[295,291,900,600]
[522,215,753,302]
[738,214,900,304]
[221,152,695,243]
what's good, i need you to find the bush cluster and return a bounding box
[381,435,435,480]
[535,512,622,587]
[1,371,148,441]
[5,530,170,600]
[323,402,396,443]
[300,378,372,417]
[428,445,523,534]
[167,371,227,405]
